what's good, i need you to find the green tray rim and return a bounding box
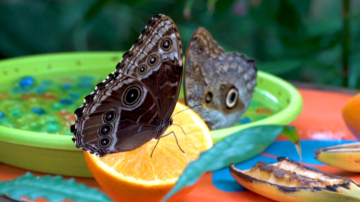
[0,52,303,150]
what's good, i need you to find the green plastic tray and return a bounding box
[0,52,302,177]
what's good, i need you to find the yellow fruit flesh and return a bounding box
[315,142,360,172]
[230,158,360,202]
[243,161,346,188]
[85,102,213,202]
[98,130,209,184]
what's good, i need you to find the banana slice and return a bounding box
[230,157,360,202]
[315,142,360,172]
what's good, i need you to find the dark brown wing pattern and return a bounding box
[116,14,183,122]
[71,14,183,156]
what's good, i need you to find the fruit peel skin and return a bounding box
[82,102,213,202]
[315,142,360,173]
[342,93,360,139]
[230,157,360,202]
[84,151,193,202]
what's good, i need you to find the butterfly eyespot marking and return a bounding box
[198,46,204,53]
[103,110,117,122]
[99,124,112,136]
[148,54,159,66]
[123,86,142,106]
[226,87,238,109]
[138,65,147,75]
[205,91,213,103]
[161,38,172,51]
[99,137,111,148]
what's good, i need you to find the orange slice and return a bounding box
[84,102,213,202]
[342,93,360,139]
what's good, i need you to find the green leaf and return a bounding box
[281,126,302,161]
[275,0,302,35]
[281,126,299,143]
[0,173,112,202]
[162,125,284,202]
[85,0,111,20]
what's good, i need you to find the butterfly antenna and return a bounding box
[170,104,202,118]
[172,123,187,137]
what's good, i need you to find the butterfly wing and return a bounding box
[72,75,162,156]
[116,14,183,122]
[184,27,257,130]
[71,14,183,156]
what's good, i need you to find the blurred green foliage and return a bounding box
[0,0,359,88]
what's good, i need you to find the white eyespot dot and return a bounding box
[226,88,238,109]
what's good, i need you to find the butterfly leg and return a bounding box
[165,131,185,154]
[171,123,187,137]
[150,131,185,158]
[150,138,161,158]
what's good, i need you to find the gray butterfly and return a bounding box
[184,27,257,130]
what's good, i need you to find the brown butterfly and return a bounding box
[71,14,183,157]
[184,27,257,130]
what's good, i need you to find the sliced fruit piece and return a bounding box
[315,142,360,172]
[342,93,360,139]
[85,102,213,202]
[230,157,360,202]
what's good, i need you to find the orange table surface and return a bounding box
[0,88,359,202]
